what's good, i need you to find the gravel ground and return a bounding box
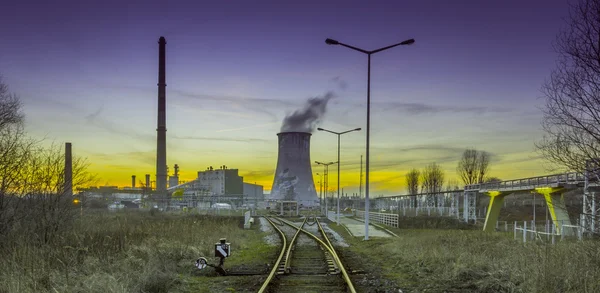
[259,217,280,246]
[260,217,349,248]
[319,222,350,247]
[287,218,349,247]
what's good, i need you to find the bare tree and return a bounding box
[421,163,445,194]
[22,143,96,244]
[445,179,460,191]
[0,77,96,244]
[537,0,600,174]
[456,148,490,185]
[477,151,490,183]
[405,168,420,195]
[0,77,23,131]
[0,79,34,238]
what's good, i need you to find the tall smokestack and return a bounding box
[64,142,73,196]
[132,175,136,188]
[156,36,167,194]
[269,132,318,206]
[145,174,150,190]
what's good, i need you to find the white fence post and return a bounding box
[523,221,527,243]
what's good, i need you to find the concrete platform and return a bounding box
[326,212,392,238]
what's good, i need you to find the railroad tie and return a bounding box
[324,251,340,275]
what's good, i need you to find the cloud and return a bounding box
[172,90,293,122]
[85,105,103,123]
[318,144,492,172]
[88,151,156,165]
[215,122,279,133]
[330,76,348,90]
[342,144,466,155]
[240,170,274,179]
[104,164,139,171]
[172,135,269,143]
[375,101,515,115]
[84,106,155,143]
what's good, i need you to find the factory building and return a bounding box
[197,166,243,196]
[243,182,264,204]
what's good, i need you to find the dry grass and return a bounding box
[330,222,600,293]
[0,210,273,293]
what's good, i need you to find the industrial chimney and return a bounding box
[145,174,151,190]
[269,132,318,206]
[132,175,136,188]
[155,36,168,194]
[168,164,179,188]
[64,142,72,196]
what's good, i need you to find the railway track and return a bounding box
[259,216,356,293]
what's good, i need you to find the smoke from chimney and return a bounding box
[280,91,334,133]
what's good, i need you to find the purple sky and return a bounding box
[0,0,571,193]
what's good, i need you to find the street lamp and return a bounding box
[316,161,336,217]
[325,37,415,240]
[317,127,361,225]
[316,172,323,210]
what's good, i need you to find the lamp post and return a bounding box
[316,172,323,212]
[325,37,415,240]
[317,127,361,225]
[316,161,336,217]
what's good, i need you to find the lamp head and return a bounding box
[400,39,415,45]
[317,128,324,131]
[325,38,339,45]
[354,128,362,131]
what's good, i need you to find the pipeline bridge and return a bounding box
[369,172,600,236]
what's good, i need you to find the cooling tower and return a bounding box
[270,132,319,207]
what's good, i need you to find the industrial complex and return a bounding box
[76,37,263,210]
[78,36,323,211]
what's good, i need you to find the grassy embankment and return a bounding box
[329,217,600,293]
[0,211,277,293]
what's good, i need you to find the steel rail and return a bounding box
[257,217,287,293]
[277,217,357,293]
[283,218,307,273]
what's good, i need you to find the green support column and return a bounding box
[483,191,506,232]
[536,187,571,235]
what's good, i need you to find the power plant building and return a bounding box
[197,166,243,196]
[243,182,264,202]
